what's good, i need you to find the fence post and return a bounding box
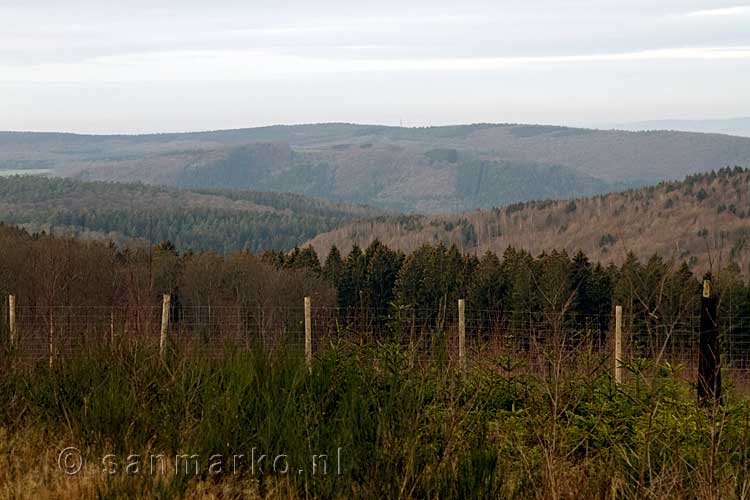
[8,294,16,349]
[304,296,312,370]
[110,309,115,348]
[160,294,171,362]
[614,305,623,384]
[698,279,721,403]
[458,299,466,373]
[48,311,54,369]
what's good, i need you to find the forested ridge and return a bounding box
[0,176,380,253]
[308,166,750,274]
[5,122,750,212]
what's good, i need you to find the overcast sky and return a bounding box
[2,0,749,133]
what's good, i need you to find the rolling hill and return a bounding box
[0,176,380,253]
[613,117,750,138]
[4,123,750,212]
[305,167,750,274]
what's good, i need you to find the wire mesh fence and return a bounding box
[3,299,750,382]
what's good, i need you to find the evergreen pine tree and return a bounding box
[323,245,343,285]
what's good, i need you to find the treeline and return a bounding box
[496,166,749,216]
[2,223,749,346]
[0,175,378,253]
[275,241,750,333]
[0,224,335,322]
[38,207,346,254]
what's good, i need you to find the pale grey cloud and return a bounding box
[4,46,749,85]
[686,5,750,16]
[0,0,748,132]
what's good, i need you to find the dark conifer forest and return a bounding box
[0,176,380,253]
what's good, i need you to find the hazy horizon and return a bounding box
[3,1,750,134]
[2,116,750,137]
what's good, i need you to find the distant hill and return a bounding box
[4,123,750,212]
[612,117,750,138]
[0,176,380,253]
[305,167,750,274]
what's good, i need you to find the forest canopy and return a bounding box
[0,176,379,253]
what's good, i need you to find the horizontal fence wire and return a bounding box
[2,302,750,382]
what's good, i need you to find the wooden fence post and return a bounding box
[304,296,312,370]
[614,305,623,384]
[8,295,16,349]
[698,279,721,403]
[458,299,466,373]
[110,309,115,348]
[160,294,171,362]
[48,310,54,369]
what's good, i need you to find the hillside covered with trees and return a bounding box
[4,123,750,212]
[0,176,380,253]
[306,167,750,275]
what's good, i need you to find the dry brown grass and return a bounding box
[0,427,304,500]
